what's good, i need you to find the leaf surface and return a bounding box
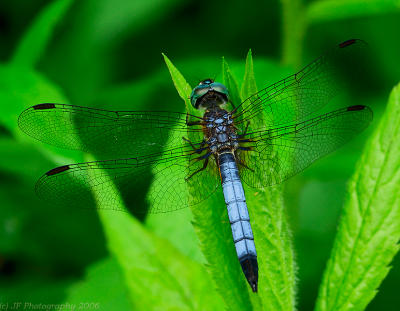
[315,83,400,311]
[164,56,253,310]
[239,51,296,311]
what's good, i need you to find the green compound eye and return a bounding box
[210,83,229,97]
[190,85,209,108]
[190,81,229,109]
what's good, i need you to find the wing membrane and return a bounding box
[18,103,203,158]
[234,39,366,130]
[36,145,220,213]
[238,105,372,188]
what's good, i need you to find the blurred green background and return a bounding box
[0,0,399,310]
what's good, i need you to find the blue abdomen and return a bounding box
[218,152,258,292]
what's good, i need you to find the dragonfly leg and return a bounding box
[182,137,207,154]
[185,112,203,126]
[187,121,202,126]
[186,114,202,126]
[238,146,253,151]
[238,139,255,143]
[185,156,210,181]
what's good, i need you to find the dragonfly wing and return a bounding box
[18,103,203,159]
[36,145,220,213]
[234,39,366,130]
[238,105,373,188]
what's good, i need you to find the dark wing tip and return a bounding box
[347,105,366,111]
[33,103,56,110]
[339,39,357,48]
[46,165,70,176]
[338,38,368,49]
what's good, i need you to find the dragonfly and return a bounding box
[18,39,372,293]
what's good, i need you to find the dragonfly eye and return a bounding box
[199,79,214,85]
[211,83,229,96]
[190,85,209,108]
[190,81,229,109]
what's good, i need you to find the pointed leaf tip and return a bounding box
[221,57,241,107]
[162,54,193,113]
[241,49,257,100]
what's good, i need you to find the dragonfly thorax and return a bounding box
[190,79,229,110]
[203,108,238,154]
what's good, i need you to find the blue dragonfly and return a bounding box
[18,39,372,292]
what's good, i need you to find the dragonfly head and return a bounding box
[190,79,229,110]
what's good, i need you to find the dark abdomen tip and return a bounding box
[240,256,258,293]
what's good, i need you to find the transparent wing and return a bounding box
[18,103,203,159]
[237,105,372,188]
[35,144,220,213]
[234,39,366,130]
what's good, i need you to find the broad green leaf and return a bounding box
[307,0,400,24]
[240,51,296,310]
[315,83,400,311]
[165,53,297,310]
[163,57,253,310]
[11,0,74,68]
[247,188,296,310]
[65,257,133,311]
[146,209,206,264]
[89,154,223,311]
[99,201,224,311]
[191,198,255,310]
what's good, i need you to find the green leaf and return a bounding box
[65,257,133,311]
[162,53,195,115]
[165,53,297,310]
[146,209,206,264]
[241,49,258,100]
[222,57,241,108]
[307,0,400,24]
[164,56,253,310]
[247,188,296,311]
[239,52,296,310]
[99,202,224,311]
[11,0,74,68]
[88,154,223,310]
[193,199,258,310]
[315,83,400,311]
